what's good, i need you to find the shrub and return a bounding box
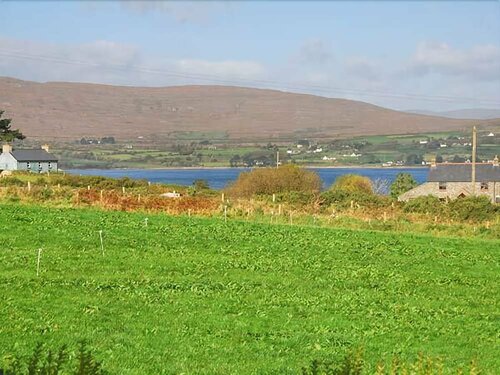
[403,195,443,215]
[320,189,388,210]
[226,165,321,197]
[448,195,497,222]
[330,174,373,195]
[390,173,417,198]
[1,341,106,374]
[0,177,25,187]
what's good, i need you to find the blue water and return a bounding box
[67,167,429,190]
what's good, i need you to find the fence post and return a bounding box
[36,248,42,276]
[27,181,31,192]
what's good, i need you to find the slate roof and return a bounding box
[428,163,500,182]
[10,150,58,162]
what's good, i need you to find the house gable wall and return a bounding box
[0,152,18,171]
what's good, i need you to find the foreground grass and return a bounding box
[0,204,498,374]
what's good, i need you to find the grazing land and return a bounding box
[0,204,498,373]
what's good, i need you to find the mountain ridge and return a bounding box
[1,76,497,141]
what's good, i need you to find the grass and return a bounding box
[0,203,498,374]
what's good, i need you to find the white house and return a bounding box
[0,144,58,173]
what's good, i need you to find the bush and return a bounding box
[1,341,106,374]
[330,174,373,195]
[390,173,417,198]
[0,177,25,187]
[320,189,389,210]
[403,195,443,215]
[448,195,497,222]
[226,165,321,197]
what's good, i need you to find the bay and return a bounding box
[67,167,428,190]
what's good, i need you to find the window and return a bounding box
[26,161,31,170]
[439,182,447,190]
[48,162,52,170]
[480,182,489,191]
[38,162,42,170]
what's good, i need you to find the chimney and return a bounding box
[494,155,499,167]
[41,144,50,152]
[2,144,12,154]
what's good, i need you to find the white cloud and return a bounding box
[0,36,266,87]
[120,1,233,25]
[408,41,500,80]
[294,39,333,65]
[344,57,380,81]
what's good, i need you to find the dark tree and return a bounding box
[0,110,25,142]
[390,173,418,198]
[405,153,423,165]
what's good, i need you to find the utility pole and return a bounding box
[472,126,477,195]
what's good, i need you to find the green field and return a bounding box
[0,204,499,373]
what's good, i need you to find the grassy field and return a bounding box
[0,204,499,374]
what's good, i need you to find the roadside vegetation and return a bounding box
[0,204,498,373]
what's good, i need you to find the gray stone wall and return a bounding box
[399,181,500,203]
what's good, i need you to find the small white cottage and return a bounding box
[0,144,58,173]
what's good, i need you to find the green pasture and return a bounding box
[0,204,498,374]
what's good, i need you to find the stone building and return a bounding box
[0,144,58,173]
[399,157,500,203]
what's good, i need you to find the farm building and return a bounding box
[0,144,58,173]
[399,157,500,203]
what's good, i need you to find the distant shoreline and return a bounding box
[66,165,429,171]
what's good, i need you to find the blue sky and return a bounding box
[1,1,499,111]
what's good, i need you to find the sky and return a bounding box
[1,0,499,111]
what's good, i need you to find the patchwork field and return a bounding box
[0,204,498,373]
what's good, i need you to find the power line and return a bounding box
[1,48,498,106]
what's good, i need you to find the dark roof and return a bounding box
[428,163,500,182]
[10,150,58,162]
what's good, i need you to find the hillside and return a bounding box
[407,108,500,120]
[0,77,492,141]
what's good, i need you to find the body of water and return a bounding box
[67,167,429,190]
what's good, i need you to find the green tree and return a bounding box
[390,173,417,198]
[0,110,25,142]
[331,174,373,195]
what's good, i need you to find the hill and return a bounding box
[407,108,500,120]
[0,204,498,373]
[0,77,494,141]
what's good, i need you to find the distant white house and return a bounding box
[161,191,181,198]
[487,132,495,137]
[419,140,428,144]
[343,152,362,157]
